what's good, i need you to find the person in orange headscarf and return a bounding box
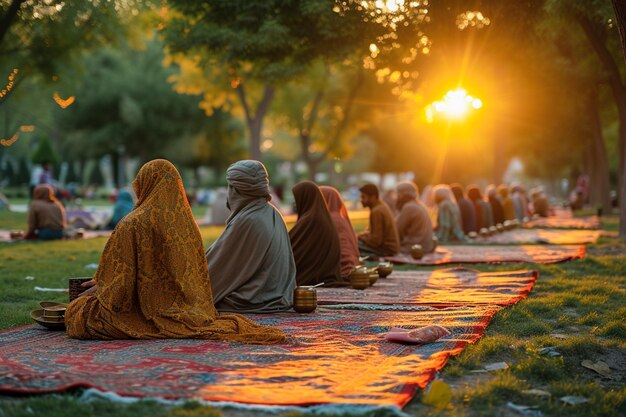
[25,184,66,240]
[319,186,360,279]
[65,159,286,344]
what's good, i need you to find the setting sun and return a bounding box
[425,88,482,122]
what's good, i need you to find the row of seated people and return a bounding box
[23,186,136,240]
[39,160,554,343]
[64,159,365,342]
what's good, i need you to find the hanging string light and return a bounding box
[53,91,75,108]
[0,132,19,147]
[0,68,19,99]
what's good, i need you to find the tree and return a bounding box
[31,136,59,165]
[163,0,429,161]
[610,0,626,238]
[547,0,625,235]
[0,1,140,106]
[59,38,206,186]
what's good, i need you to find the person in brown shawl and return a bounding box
[205,160,296,313]
[65,159,286,344]
[289,181,343,286]
[357,183,400,256]
[25,184,66,240]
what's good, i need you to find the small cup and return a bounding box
[69,277,92,301]
[293,286,317,313]
[479,227,489,237]
[376,262,393,278]
[410,244,423,260]
[468,231,478,239]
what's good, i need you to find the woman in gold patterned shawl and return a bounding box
[65,159,286,344]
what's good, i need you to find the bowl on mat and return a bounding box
[376,262,393,278]
[31,309,66,331]
[350,266,370,290]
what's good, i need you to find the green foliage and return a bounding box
[59,39,206,162]
[31,136,59,165]
[88,163,105,186]
[15,157,30,187]
[0,1,146,106]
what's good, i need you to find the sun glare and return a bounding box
[425,88,482,122]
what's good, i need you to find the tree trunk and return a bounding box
[236,83,275,161]
[581,9,626,236]
[110,152,120,189]
[586,91,612,215]
[0,0,24,47]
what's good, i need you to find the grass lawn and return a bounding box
[0,214,624,417]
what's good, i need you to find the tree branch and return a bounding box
[0,0,25,47]
[314,66,365,164]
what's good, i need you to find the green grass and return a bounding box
[0,216,625,417]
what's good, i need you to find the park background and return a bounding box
[1,1,625,417]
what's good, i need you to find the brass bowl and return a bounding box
[368,272,378,286]
[31,310,66,331]
[42,305,66,321]
[293,287,317,313]
[350,267,370,290]
[496,224,504,233]
[479,227,489,237]
[376,262,393,278]
[410,244,423,260]
[9,230,24,239]
[468,231,478,239]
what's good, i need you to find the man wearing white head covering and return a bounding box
[395,181,436,254]
[205,160,296,313]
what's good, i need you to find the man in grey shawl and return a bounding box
[205,160,296,313]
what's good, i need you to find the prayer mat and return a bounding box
[318,268,536,307]
[524,216,600,230]
[385,244,586,265]
[0,306,499,407]
[473,229,601,245]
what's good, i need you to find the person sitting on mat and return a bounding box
[206,160,296,313]
[106,188,135,229]
[320,185,360,280]
[357,183,400,257]
[25,184,66,240]
[433,184,465,243]
[466,185,494,230]
[498,184,516,222]
[395,181,436,254]
[451,183,477,235]
[486,184,505,227]
[289,181,344,286]
[65,159,286,344]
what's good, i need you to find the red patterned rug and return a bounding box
[318,268,536,307]
[473,229,601,244]
[524,210,600,229]
[0,306,499,407]
[385,244,585,265]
